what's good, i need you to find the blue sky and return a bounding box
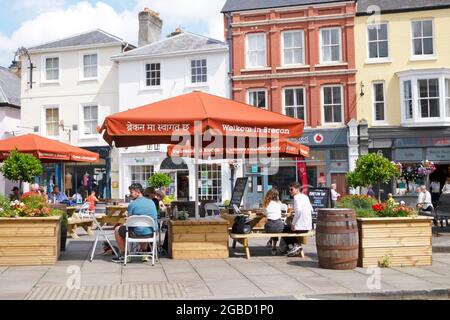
[0,0,226,67]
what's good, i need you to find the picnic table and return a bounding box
[97,204,128,227]
[65,205,94,239]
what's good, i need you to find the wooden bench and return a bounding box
[229,230,315,259]
[66,206,94,239]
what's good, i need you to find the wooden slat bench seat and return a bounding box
[229,230,315,259]
[67,217,94,239]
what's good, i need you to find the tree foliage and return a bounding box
[346,153,400,200]
[148,172,171,188]
[0,150,42,184]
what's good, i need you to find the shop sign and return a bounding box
[394,148,423,161]
[293,129,347,146]
[426,147,450,161]
[395,137,450,148]
[330,161,349,172]
[134,158,145,164]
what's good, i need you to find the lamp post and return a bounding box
[12,47,35,89]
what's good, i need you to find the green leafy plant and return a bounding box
[162,194,174,206]
[337,195,378,218]
[223,200,231,208]
[0,150,42,192]
[346,153,400,201]
[148,172,171,189]
[379,254,392,268]
[0,194,61,218]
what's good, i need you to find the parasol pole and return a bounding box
[194,121,200,219]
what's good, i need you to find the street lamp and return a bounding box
[59,120,78,144]
[11,47,35,89]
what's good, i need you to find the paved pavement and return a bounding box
[1,226,449,300]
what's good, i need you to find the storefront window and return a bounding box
[198,164,222,202]
[130,165,154,189]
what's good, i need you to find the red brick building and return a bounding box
[222,0,357,202]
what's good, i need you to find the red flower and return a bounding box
[372,203,385,212]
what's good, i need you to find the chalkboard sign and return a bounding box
[308,187,331,222]
[230,177,249,211]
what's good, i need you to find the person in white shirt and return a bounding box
[330,183,341,208]
[430,180,441,204]
[283,182,313,257]
[262,188,284,255]
[442,178,450,194]
[416,186,425,209]
[420,185,433,211]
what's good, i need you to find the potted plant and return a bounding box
[341,156,432,268]
[0,194,63,266]
[0,150,42,193]
[148,172,171,191]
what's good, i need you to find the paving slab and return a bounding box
[166,272,203,282]
[204,278,264,297]
[295,276,350,294]
[122,268,167,283]
[380,275,441,290]
[246,274,313,295]
[79,272,121,286]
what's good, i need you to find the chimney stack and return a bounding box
[138,7,163,47]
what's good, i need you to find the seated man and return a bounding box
[113,183,158,263]
[49,185,69,203]
[282,182,313,257]
[420,185,433,212]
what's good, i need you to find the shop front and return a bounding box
[242,128,350,208]
[366,127,450,203]
[296,128,350,197]
[119,149,235,205]
[62,146,111,199]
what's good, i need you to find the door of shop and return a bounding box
[331,173,348,196]
[245,175,267,209]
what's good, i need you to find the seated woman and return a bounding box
[262,188,284,255]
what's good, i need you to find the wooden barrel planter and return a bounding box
[316,208,359,270]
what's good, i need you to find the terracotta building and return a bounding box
[222,0,358,201]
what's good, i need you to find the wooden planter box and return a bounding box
[169,218,229,259]
[0,216,61,266]
[357,217,433,268]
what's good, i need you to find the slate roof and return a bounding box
[221,0,349,12]
[357,0,450,15]
[28,29,132,51]
[0,67,20,108]
[115,32,227,59]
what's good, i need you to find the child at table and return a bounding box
[87,190,99,213]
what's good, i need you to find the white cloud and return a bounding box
[12,0,66,13]
[0,0,227,67]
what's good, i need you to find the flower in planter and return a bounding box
[371,203,386,212]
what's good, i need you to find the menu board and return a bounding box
[308,187,331,221]
[230,177,249,210]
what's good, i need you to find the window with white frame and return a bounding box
[284,88,305,121]
[191,59,207,84]
[446,79,450,117]
[83,54,97,78]
[130,165,154,189]
[368,23,388,59]
[320,28,341,63]
[246,33,266,68]
[198,163,222,202]
[45,107,59,136]
[282,30,304,65]
[322,86,343,123]
[146,63,161,86]
[418,78,440,118]
[372,82,385,122]
[403,80,413,119]
[45,57,59,81]
[248,89,267,109]
[82,105,98,135]
[412,20,434,56]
